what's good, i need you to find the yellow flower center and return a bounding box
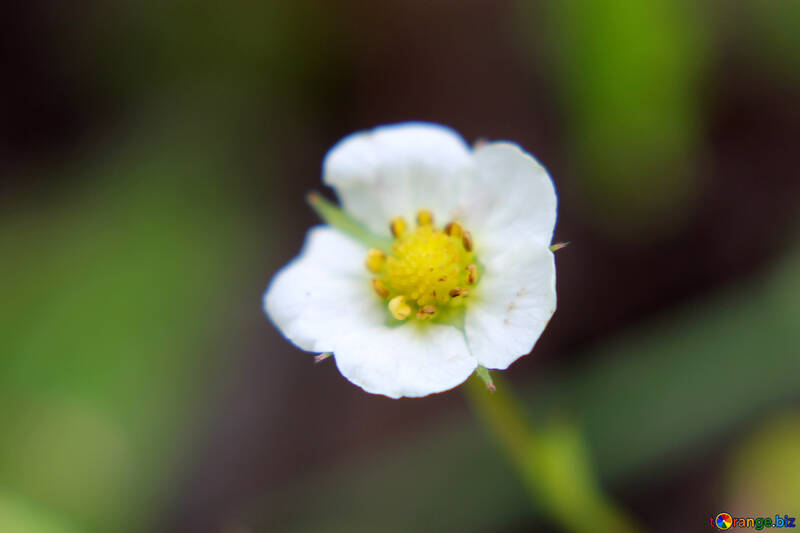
[366,209,479,321]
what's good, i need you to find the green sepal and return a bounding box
[307,192,393,252]
[475,366,496,392]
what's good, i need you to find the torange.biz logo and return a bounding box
[711,513,796,530]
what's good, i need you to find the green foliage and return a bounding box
[724,412,800,511]
[0,490,79,533]
[528,0,708,232]
[0,134,257,532]
[736,0,800,84]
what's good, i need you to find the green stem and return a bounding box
[463,373,642,533]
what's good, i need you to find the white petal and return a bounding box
[465,246,556,370]
[458,142,557,258]
[264,226,372,353]
[264,226,476,398]
[334,323,477,399]
[323,122,474,236]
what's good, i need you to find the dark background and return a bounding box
[1,1,798,532]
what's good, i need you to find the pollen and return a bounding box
[416,305,437,320]
[449,287,469,298]
[388,295,412,320]
[371,278,390,298]
[367,209,479,321]
[416,209,434,227]
[366,248,386,273]
[390,216,407,238]
[466,264,478,285]
[444,221,463,238]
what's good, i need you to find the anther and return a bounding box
[416,209,434,227]
[390,216,407,238]
[461,231,473,252]
[445,221,464,238]
[466,264,477,285]
[416,305,437,320]
[388,295,411,320]
[449,287,469,298]
[366,248,386,273]
[371,278,390,298]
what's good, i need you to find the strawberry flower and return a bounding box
[264,122,557,398]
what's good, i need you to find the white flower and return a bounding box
[264,122,557,398]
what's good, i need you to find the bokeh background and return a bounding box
[2,1,799,532]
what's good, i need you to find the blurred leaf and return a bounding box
[526,0,708,232]
[0,490,79,533]
[57,1,343,103]
[0,129,259,531]
[735,0,800,84]
[724,411,800,512]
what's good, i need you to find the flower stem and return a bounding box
[463,373,642,533]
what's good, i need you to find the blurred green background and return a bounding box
[1,1,798,532]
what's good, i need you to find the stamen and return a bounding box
[390,216,407,238]
[466,264,478,285]
[449,287,469,298]
[368,214,479,321]
[388,295,411,320]
[416,305,437,320]
[445,221,464,238]
[371,278,390,298]
[461,231,473,252]
[366,248,386,273]
[416,209,434,227]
